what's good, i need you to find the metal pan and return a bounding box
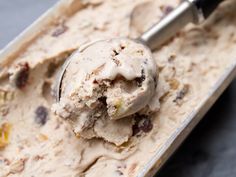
[0,0,235,176]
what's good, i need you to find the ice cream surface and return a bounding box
[53,38,158,145]
[0,0,236,177]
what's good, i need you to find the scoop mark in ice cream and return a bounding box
[35,106,48,126]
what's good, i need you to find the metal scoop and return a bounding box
[56,0,223,102]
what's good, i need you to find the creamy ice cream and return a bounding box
[53,38,158,145]
[0,0,236,177]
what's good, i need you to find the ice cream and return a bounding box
[0,0,236,177]
[53,38,158,145]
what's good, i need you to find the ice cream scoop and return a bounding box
[55,38,157,120]
[54,0,223,140]
[53,39,158,144]
[56,0,223,102]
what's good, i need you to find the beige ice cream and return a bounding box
[0,0,236,177]
[53,38,158,145]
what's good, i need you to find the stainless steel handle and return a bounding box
[139,0,200,50]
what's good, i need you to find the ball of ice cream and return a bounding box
[53,38,158,145]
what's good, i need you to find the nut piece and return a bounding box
[36,133,49,142]
[0,122,12,149]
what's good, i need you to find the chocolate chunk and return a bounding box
[132,114,153,136]
[35,106,48,126]
[52,24,68,37]
[98,96,107,105]
[15,63,30,89]
[132,123,141,136]
[139,117,153,133]
[135,69,145,87]
[120,45,125,50]
[112,49,119,56]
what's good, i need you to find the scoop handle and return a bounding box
[194,0,224,18]
[139,0,224,50]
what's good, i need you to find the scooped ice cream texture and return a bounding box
[53,38,158,145]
